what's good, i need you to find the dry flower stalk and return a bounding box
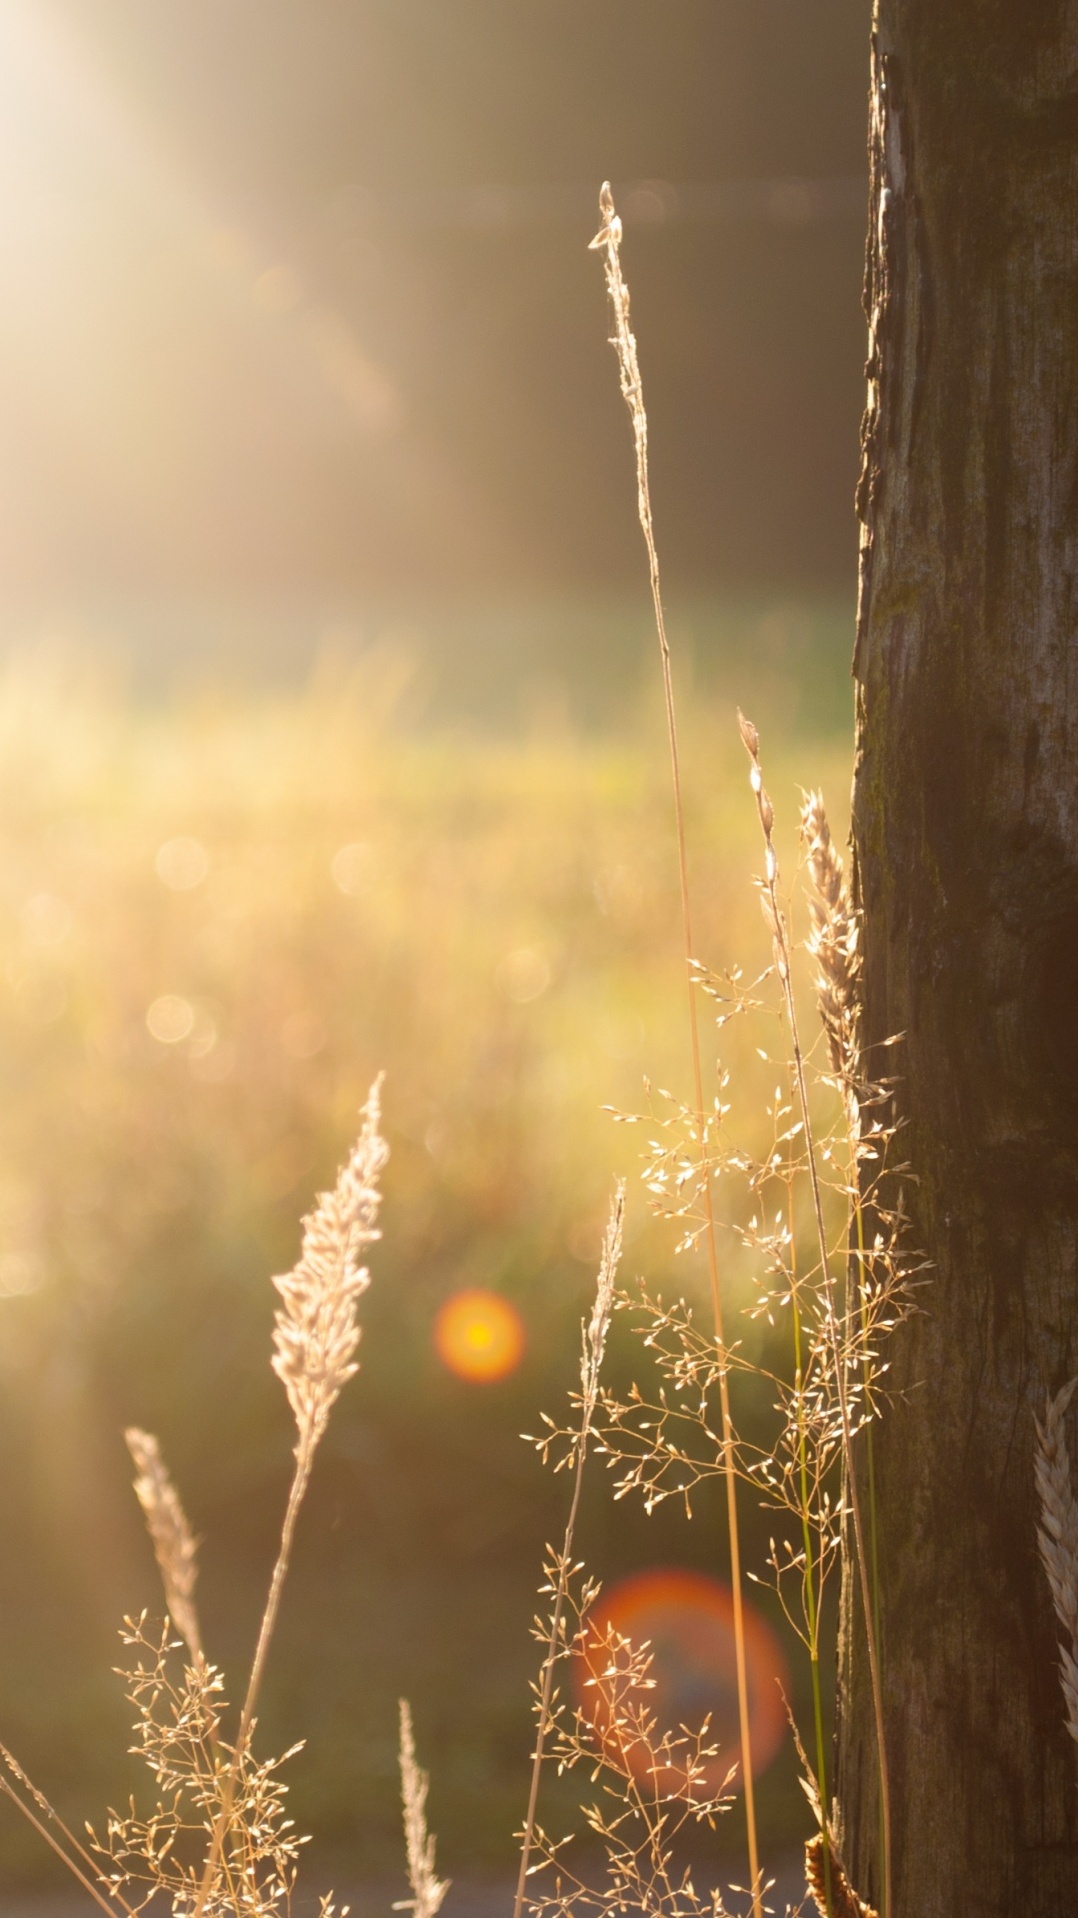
[395,1700,449,1918]
[589,180,762,1918]
[1035,1378,1078,1746]
[125,1427,204,1666]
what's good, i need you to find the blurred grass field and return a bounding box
[0,603,855,1885]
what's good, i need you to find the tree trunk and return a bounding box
[840,5,1078,1914]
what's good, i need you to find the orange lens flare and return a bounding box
[574,1568,787,1796]
[434,1288,525,1383]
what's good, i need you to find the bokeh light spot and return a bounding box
[253,262,303,313]
[434,1288,525,1383]
[575,1568,787,1795]
[156,837,209,890]
[497,946,550,1003]
[331,841,373,896]
[147,994,195,1044]
[280,1009,327,1059]
[0,1252,44,1299]
[20,892,73,946]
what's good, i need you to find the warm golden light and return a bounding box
[433,1288,525,1384]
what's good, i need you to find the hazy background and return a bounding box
[0,1,870,1902]
[0,0,868,688]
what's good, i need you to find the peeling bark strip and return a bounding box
[841,4,1078,1915]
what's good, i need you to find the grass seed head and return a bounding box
[272,1075,388,1459]
[125,1426,204,1666]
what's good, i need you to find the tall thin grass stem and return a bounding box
[0,1776,124,1918]
[590,181,762,1917]
[852,1196,884,1882]
[786,1170,832,1918]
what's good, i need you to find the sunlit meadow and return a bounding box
[0,634,854,1888]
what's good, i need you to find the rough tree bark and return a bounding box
[839,5,1078,1914]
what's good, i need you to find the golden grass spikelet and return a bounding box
[805,1835,878,1918]
[395,1700,448,1918]
[582,1182,624,1412]
[125,1427,204,1666]
[272,1074,388,1457]
[800,791,861,1085]
[1035,1378,1078,1745]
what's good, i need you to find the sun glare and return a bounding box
[575,1568,788,1795]
[434,1288,525,1383]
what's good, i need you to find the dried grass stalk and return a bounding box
[590,180,763,1918]
[805,1836,878,1918]
[395,1700,449,1918]
[1035,1378,1078,1746]
[125,1427,204,1666]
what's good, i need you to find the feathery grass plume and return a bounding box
[1035,1378,1078,1746]
[514,1186,624,1918]
[125,1427,204,1667]
[272,1072,388,1460]
[589,180,763,1918]
[805,1837,878,1918]
[800,791,861,1090]
[194,1078,387,1918]
[245,1073,388,1723]
[394,1701,449,1918]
